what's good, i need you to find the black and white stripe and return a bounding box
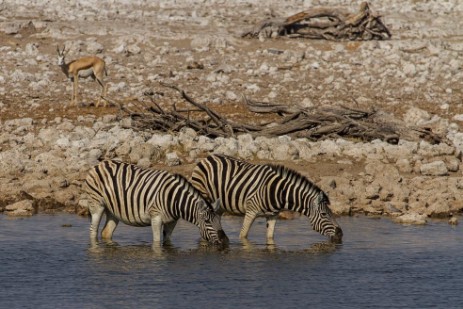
[84,160,227,245]
[191,155,343,242]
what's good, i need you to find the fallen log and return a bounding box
[242,2,391,41]
[121,82,443,145]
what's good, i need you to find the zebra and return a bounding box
[191,154,343,243]
[83,160,228,246]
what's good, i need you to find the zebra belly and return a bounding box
[104,200,152,227]
[118,214,151,227]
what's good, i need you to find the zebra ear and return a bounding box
[212,199,221,212]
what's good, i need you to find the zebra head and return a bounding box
[306,192,343,243]
[197,199,229,246]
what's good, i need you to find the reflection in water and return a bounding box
[0,214,462,308]
[306,241,339,253]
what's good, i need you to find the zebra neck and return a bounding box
[177,202,200,227]
[276,180,306,213]
[269,180,291,210]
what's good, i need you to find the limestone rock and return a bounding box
[165,152,181,166]
[420,161,448,176]
[394,213,427,225]
[5,200,36,216]
[448,216,459,225]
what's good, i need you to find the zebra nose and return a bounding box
[335,227,343,237]
[330,227,343,244]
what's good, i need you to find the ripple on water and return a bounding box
[0,214,462,308]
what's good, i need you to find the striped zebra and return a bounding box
[191,154,343,243]
[84,160,228,246]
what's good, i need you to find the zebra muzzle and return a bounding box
[330,226,343,244]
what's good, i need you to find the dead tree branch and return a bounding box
[242,2,391,41]
[122,83,443,145]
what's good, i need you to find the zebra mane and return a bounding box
[267,164,328,201]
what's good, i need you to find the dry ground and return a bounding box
[1,1,462,186]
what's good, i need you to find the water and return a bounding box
[0,214,461,309]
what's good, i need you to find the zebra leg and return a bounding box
[266,215,278,244]
[88,200,105,242]
[239,211,258,239]
[101,210,119,241]
[162,221,177,244]
[151,215,163,246]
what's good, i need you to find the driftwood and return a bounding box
[121,83,442,145]
[242,2,391,41]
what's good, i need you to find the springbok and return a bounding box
[57,45,108,107]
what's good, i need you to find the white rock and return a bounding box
[225,91,238,101]
[5,200,35,216]
[25,42,39,55]
[311,62,320,69]
[272,142,298,161]
[113,44,127,54]
[256,149,270,160]
[449,216,459,225]
[237,134,256,159]
[245,83,260,93]
[87,149,103,165]
[5,199,34,212]
[130,143,161,164]
[191,36,210,50]
[300,97,314,108]
[0,21,30,34]
[147,134,178,149]
[402,62,416,76]
[403,107,430,125]
[420,161,448,176]
[137,158,151,169]
[127,44,141,55]
[165,151,181,166]
[396,158,413,173]
[86,41,104,54]
[196,136,215,152]
[452,114,463,122]
[178,127,198,150]
[214,138,238,157]
[394,213,427,225]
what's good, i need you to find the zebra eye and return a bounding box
[320,212,328,217]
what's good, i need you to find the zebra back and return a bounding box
[191,155,278,214]
[85,160,215,227]
[192,155,329,214]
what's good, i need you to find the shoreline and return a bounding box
[1,115,462,224]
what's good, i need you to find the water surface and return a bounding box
[0,214,461,308]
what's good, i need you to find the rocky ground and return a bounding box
[1,0,463,224]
